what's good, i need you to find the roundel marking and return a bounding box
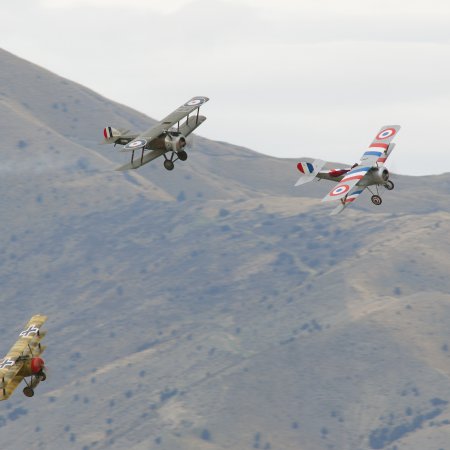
[184,97,206,107]
[124,139,147,150]
[376,128,396,140]
[330,184,350,196]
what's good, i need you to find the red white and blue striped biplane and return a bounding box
[295,125,401,215]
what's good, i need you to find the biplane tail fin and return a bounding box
[102,126,127,144]
[295,159,326,186]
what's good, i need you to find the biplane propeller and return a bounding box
[295,125,401,214]
[101,96,209,171]
[0,315,48,400]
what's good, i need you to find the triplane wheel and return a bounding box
[163,160,175,171]
[23,386,34,397]
[177,150,188,161]
[385,180,394,191]
[371,194,382,205]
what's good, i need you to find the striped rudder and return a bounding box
[295,159,326,186]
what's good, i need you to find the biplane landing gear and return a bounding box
[177,150,188,161]
[163,160,174,171]
[384,180,394,191]
[23,386,34,397]
[371,194,382,205]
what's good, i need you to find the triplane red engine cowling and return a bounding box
[19,357,45,377]
[31,357,45,374]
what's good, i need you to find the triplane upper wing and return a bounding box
[102,96,209,171]
[0,315,48,400]
[294,125,401,214]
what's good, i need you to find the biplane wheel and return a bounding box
[163,160,174,171]
[23,386,34,397]
[371,194,382,206]
[177,150,188,161]
[385,180,394,191]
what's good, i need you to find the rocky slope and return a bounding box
[1,48,450,450]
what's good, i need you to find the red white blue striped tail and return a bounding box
[103,126,121,142]
[295,159,326,186]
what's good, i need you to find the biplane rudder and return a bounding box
[295,159,326,186]
[102,126,122,144]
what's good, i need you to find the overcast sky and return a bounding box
[2,0,450,175]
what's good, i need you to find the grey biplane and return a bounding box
[295,125,401,214]
[0,315,47,400]
[102,96,209,171]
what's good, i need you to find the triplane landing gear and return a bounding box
[23,386,34,397]
[22,369,46,398]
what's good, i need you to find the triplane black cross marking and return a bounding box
[0,359,15,370]
[20,325,39,337]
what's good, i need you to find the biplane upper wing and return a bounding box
[359,125,401,167]
[0,315,47,400]
[121,96,209,152]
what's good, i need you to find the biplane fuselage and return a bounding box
[102,96,209,171]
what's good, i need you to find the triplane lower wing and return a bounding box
[294,125,401,214]
[102,96,209,171]
[0,315,48,400]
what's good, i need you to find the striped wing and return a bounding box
[360,125,401,166]
[321,166,371,202]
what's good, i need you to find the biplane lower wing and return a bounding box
[330,187,365,215]
[116,148,167,171]
[321,166,371,202]
[116,116,207,171]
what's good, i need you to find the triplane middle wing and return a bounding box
[0,315,48,400]
[294,125,401,214]
[102,96,209,171]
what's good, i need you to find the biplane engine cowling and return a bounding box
[373,166,390,184]
[164,134,186,152]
